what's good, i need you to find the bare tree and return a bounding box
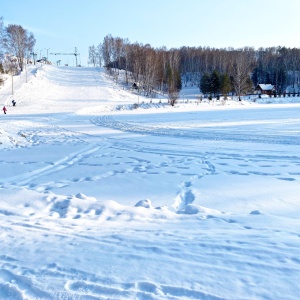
[230,48,254,100]
[102,35,112,68]
[0,17,4,62]
[166,49,181,105]
[2,24,35,71]
[88,45,97,66]
[96,43,103,67]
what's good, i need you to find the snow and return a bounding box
[1,64,300,299]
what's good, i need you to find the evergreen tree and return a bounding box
[210,70,220,96]
[251,68,259,86]
[166,64,173,88]
[276,67,287,94]
[220,73,232,99]
[245,76,253,94]
[200,73,211,95]
[174,69,182,90]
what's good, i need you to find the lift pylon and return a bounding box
[50,47,80,66]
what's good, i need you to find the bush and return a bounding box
[168,90,179,106]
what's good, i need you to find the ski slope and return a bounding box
[0,65,300,299]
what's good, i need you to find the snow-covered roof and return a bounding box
[257,84,274,91]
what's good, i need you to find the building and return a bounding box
[255,84,275,95]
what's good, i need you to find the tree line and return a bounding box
[89,35,300,103]
[0,17,35,76]
[89,35,182,104]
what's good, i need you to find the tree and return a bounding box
[88,45,97,66]
[102,34,113,68]
[165,49,181,106]
[231,49,254,100]
[0,17,4,62]
[200,73,209,95]
[96,43,103,67]
[166,64,178,105]
[210,70,220,96]
[2,24,35,71]
[220,73,232,99]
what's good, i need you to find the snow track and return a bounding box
[93,114,300,145]
[1,212,299,299]
[2,145,100,187]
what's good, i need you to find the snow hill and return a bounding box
[0,65,300,299]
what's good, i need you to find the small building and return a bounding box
[255,84,275,95]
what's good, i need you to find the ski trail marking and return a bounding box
[2,145,100,186]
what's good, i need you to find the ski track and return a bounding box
[92,115,300,145]
[1,145,101,187]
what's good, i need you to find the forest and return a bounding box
[89,34,300,103]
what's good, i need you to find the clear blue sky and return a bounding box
[1,0,300,66]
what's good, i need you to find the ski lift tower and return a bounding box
[50,47,80,66]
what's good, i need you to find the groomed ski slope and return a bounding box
[0,65,300,299]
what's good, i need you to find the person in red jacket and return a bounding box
[3,106,7,114]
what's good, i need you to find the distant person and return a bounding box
[3,106,7,114]
[12,100,16,106]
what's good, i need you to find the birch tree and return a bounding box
[0,17,3,56]
[2,24,35,71]
[96,43,103,67]
[88,45,97,66]
[231,49,254,100]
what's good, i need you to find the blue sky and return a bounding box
[1,0,300,66]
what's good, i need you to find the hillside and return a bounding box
[0,65,300,299]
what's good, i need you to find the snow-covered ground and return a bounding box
[0,65,300,300]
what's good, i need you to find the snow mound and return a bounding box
[0,187,176,222]
[135,199,153,208]
[75,192,95,200]
[184,204,223,216]
[0,128,28,149]
[46,194,175,222]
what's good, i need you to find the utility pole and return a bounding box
[23,52,28,83]
[44,48,50,61]
[30,51,37,65]
[11,73,13,95]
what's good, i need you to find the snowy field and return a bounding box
[0,65,300,299]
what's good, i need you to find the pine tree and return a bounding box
[174,69,182,90]
[210,70,221,96]
[200,73,211,96]
[220,73,232,99]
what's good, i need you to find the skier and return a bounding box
[12,100,16,106]
[3,106,7,114]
